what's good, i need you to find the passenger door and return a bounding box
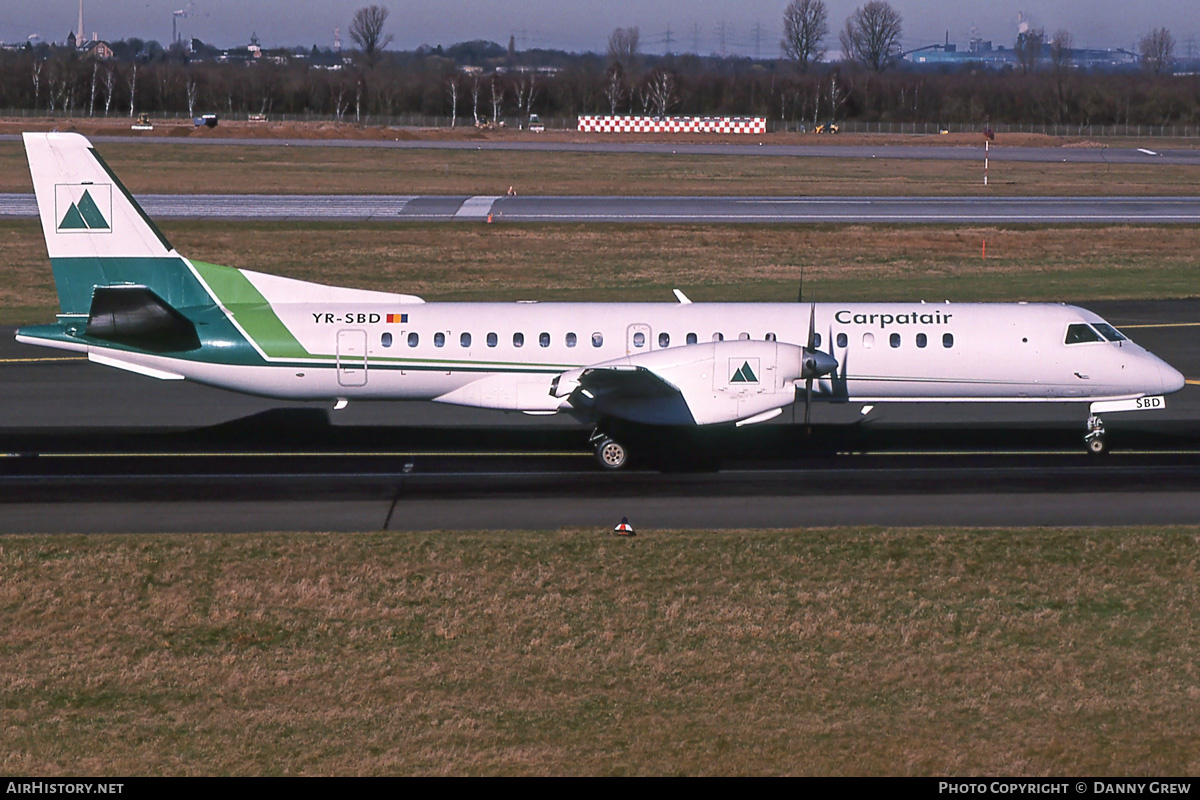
[337,329,368,387]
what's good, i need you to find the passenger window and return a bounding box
[659,332,670,348]
[862,332,874,349]
[943,333,954,348]
[712,333,724,342]
[766,332,777,342]
[592,332,603,347]
[633,332,645,348]
[566,332,577,347]
[513,332,524,347]
[434,332,445,348]
[916,333,927,348]
[686,333,698,345]
[487,332,498,348]
[738,332,750,340]
[836,333,847,348]
[890,333,901,348]
[540,332,550,348]
[408,332,419,347]
[381,332,393,347]
[460,332,471,347]
[813,333,821,348]
[1065,323,1104,344]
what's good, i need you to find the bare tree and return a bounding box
[31,60,43,110]
[643,69,677,117]
[102,66,115,115]
[826,68,849,122]
[186,76,199,117]
[781,0,828,73]
[1049,29,1073,123]
[350,5,394,68]
[607,26,640,69]
[127,62,137,117]
[88,61,98,116]
[603,62,626,114]
[1015,26,1044,75]
[445,73,459,128]
[839,2,902,72]
[1049,29,1072,71]
[1140,27,1175,75]
[515,73,538,117]
[470,74,481,125]
[489,75,504,123]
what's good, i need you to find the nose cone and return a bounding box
[1159,359,1186,394]
[804,349,839,379]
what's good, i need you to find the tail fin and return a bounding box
[23,132,199,316]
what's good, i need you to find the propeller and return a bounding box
[798,303,839,431]
[804,303,816,429]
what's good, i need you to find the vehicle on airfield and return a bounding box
[16,132,1185,468]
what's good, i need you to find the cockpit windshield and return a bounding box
[1092,322,1127,342]
[1065,323,1104,345]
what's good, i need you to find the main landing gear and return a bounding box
[1085,414,1107,455]
[591,429,630,470]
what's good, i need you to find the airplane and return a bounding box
[16,132,1186,468]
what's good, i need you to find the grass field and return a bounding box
[2,527,1197,775]
[2,140,1199,197]
[3,220,1197,325]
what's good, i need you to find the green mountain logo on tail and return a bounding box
[55,185,112,232]
[731,360,759,383]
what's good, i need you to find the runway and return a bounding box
[2,300,1199,533]
[3,133,1195,166]
[5,453,1200,532]
[3,193,1199,223]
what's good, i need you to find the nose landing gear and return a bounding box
[1085,414,1107,455]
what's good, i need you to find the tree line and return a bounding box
[3,2,1196,128]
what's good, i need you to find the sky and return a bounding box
[5,1,1198,56]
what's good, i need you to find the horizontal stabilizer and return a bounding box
[86,285,201,352]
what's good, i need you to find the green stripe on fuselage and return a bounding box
[190,260,314,361]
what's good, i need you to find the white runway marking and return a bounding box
[454,195,502,219]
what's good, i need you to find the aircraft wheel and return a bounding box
[594,438,629,470]
[1087,436,1107,455]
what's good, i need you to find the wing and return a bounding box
[554,340,834,426]
[563,364,697,426]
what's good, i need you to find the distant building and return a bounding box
[81,39,113,59]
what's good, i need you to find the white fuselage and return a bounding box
[59,300,1183,417]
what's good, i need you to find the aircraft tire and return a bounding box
[1087,436,1108,455]
[594,438,629,470]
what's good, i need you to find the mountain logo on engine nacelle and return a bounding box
[730,359,759,383]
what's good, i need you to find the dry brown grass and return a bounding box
[4,220,1197,325]
[1,138,1197,197]
[5,116,1197,151]
[2,528,1198,775]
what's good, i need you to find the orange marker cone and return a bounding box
[613,517,636,536]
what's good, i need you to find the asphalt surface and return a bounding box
[2,299,1198,532]
[3,133,1196,166]
[6,456,1200,532]
[5,192,1199,223]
